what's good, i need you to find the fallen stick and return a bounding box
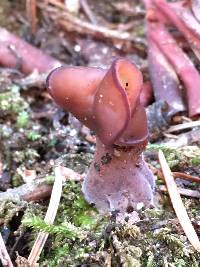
[159,185,200,199]
[26,0,37,35]
[0,167,83,202]
[166,120,200,133]
[0,233,14,267]
[158,150,200,252]
[149,163,200,184]
[173,172,200,184]
[27,166,63,265]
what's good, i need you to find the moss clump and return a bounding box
[190,157,200,167]
[21,181,108,266]
[27,131,42,141]
[0,200,26,225]
[0,85,28,117]
[16,110,29,128]
[147,144,200,169]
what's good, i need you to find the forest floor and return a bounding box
[0,0,200,266]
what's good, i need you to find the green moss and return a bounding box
[0,200,26,225]
[16,111,29,128]
[27,131,42,141]
[0,85,28,115]
[12,173,24,187]
[190,157,200,167]
[147,144,200,169]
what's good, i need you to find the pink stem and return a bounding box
[149,23,200,117]
[143,0,169,23]
[83,137,155,212]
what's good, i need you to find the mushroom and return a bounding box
[47,58,155,212]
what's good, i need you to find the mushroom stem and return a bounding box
[82,138,155,212]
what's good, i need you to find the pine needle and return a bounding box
[158,150,200,252]
[0,233,14,267]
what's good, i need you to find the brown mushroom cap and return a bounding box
[47,58,148,146]
[47,66,105,129]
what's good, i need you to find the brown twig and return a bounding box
[173,172,200,184]
[80,0,97,25]
[158,150,200,252]
[0,233,14,267]
[159,185,200,199]
[26,0,37,35]
[0,167,83,203]
[149,163,200,184]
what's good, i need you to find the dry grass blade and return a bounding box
[0,233,14,267]
[27,166,63,266]
[166,120,200,133]
[158,150,200,252]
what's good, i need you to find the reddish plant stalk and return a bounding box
[0,27,61,74]
[152,0,200,60]
[143,0,170,24]
[172,4,200,39]
[148,37,186,114]
[149,23,200,117]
